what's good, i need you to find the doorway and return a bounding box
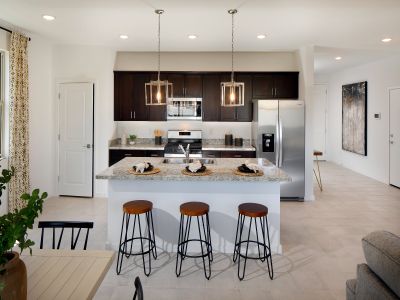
[58,82,94,197]
[312,84,327,160]
[389,88,400,188]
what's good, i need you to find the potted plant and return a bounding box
[0,167,47,299]
[128,134,137,145]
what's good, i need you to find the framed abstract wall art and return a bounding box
[342,81,367,156]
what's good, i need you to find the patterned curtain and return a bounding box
[8,32,30,211]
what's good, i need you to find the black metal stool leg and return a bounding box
[127,214,137,258]
[233,214,245,263]
[175,214,185,277]
[197,215,211,280]
[182,216,192,259]
[238,217,253,281]
[265,215,274,280]
[137,214,151,276]
[205,213,213,262]
[116,212,126,275]
[254,217,265,262]
[149,211,158,259]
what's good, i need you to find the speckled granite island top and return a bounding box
[96,157,290,182]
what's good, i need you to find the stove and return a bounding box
[164,130,202,158]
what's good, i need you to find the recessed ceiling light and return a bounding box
[335,56,342,61]
[188,34,198,39]
[119,35,128,40]
[257,34,266,39]
[381,38,392,43]
[42,15,55,21]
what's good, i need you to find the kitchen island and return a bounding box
[96,157,290,254]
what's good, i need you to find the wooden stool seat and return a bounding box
[238,203,268,218]
[180,202,209,216]
[123,200,153,215]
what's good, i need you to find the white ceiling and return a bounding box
[1,0,400,73]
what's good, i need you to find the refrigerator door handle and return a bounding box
[279,118,283,167]
[275,118,280,165]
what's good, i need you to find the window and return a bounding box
[0,51,4,157]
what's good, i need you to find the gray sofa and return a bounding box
[346,231,400,300]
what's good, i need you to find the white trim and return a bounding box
[56,80,95,196]
[388,86,400,187]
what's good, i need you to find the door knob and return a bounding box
[390,141,394,144]
[84,144,92,149]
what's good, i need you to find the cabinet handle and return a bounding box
[207,154,216,157]
[124,154,133,157]
[150,154,159,157]
[130,111,133,119]
[134,111,136,119]
[234,154,242,158]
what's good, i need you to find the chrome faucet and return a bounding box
[179,144,190,163]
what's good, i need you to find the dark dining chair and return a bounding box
[38,221,94,250]
[133,276,143,300]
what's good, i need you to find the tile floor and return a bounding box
[27,162,400,299]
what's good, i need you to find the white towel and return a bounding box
[245,160,261,173]
[188,161,202,173]
[134,162,150,173]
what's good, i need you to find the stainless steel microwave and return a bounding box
[167,98,202,121]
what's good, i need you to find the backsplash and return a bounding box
[116,121,252,140]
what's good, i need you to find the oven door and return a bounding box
[167,98,202,120]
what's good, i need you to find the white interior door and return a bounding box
[58,83,94,197]
[312,84,327,160]
[390,88,400,188]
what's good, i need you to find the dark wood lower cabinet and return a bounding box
[109,150,164,166]
[202,151,222,158]
[220,151,256,158]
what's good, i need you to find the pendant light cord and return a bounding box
[231,11,235,82]
[158,12,161,82]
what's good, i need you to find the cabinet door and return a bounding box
[131,73,149,121]
[202,74,221,122]
[252,74,275,99]
[220,73,237,121]
[148,73,167,121]
[115,72,134,121]
[236,74,253,122]
[109,150,147,166]
[184,74,203,98]
[274,73,299,99]
[221,151,256,158]
[168,74,185,97]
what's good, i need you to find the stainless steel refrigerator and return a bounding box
[252,100,305,200]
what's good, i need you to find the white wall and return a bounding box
[28,34,56,196]
[115,52,298,71]
[53,45,116,196]
[295,46,315,201]
[0,30,10,50]
[325,54,400,184]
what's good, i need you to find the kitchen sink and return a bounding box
[162,158,215,165]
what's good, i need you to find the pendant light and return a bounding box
[221,9,244,107]
[145,9,173,105]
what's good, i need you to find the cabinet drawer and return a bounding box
[202,151,221,158]
[220,151,256,158]
[109,150,147,166]
[146,150,164,157]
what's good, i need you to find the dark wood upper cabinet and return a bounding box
[274,73,299,99]
[131,73,149,121]
[167,74,185,97]
[114,72,134,121]
[236,74,253,122]
[184,74,202,98]
[202,74,221,122]
[252,74,275,99]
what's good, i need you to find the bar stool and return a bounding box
[175,202,213,280]
[233,202,273,281]
[116,200,157,276]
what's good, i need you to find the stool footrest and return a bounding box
[177,239,212,259]
[235,240,271,260]
[119,237,156,256]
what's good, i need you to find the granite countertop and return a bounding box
[96,157,290,182]
[202,143,256,151]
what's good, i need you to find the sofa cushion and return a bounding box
[362,231,400,297]
[346,279,356,300]
[355,264,399,300]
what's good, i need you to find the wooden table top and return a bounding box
[21,249,114,300]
